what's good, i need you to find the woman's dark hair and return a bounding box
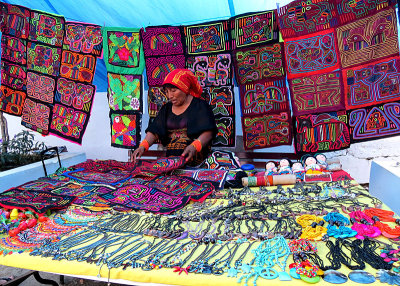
[162,83,178,91]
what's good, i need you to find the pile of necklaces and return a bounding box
[2,178,400,285]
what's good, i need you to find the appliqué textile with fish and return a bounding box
[140,26,184,57]
[145,54,185,86]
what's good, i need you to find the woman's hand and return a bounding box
[181,144,197,163]
[131,146,146,162]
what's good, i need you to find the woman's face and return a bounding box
[164,86,188,107]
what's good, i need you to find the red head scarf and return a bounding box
[162,69,203,98]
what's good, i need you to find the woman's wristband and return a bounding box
[190,139,202,153]
[139,139,150,151]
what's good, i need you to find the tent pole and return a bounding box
[227,0,236,17]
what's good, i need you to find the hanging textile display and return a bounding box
[0,3,102,144]
[0,4,30,116]
[284,29,340,79]
[335,0,396,25]
[336,7,399,69]
[145,54,186,86]
[294,111,351,153]
[348,101,400,143]
[107,73,142,112]
[233,42,285,85]
[184,22,235,147]
[110,111,141,149]
[289,71,345,116]
[103,27,144,148]
[183,20,230,55]
[102,27,145,74]
[343,57,400,110]
[141,26,185,119]
[200,86,235,146]
[277,0,338,39]
[239,78,289,116]
[231,10,278,49]
[242,111,292,150]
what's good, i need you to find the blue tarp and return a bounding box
[2,0,290,91]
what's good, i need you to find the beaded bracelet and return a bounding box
[190,139,202,153]
[139,139,150,151]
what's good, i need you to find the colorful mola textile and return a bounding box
[295,111,351,153]
[289,71,345,116]
[336,7,399,69]
[284,29,340,79]
[27,42,62,77]
[110,111,141,149]
[26,71,55,104]
[187,53,233,87]
[201,86,235,147]
[198,150,241,170]
[0,85,26,116]
[63,22,103,56]
[184,20,230,55]
[171,168,228,189]
[239,79,290,116]
[335,0,396,25]
[0,189,76,215]
[108,73,142,112]
[145,54,185,86]
[343,57,400,110]
[348,101,400,143]
[102,27,145,74]
[140,26,184,57]
[61,168,132,186]
[278,0,338,39]
[231,10,278,49]
[29,10,65,47]
[55,77,95,113]
[131,156,186,178]
[147,86,168,118]
[1,34,27,65]
[51,183,114,208]
[21,97,51,135]
[1,4,30,39]
[233,43,285,85]
[99,185,191,214]
[242,112,292,150]
[71,159,136,173]
[60,51,96,83]
[49,103,89,144]
[18,177,67,191]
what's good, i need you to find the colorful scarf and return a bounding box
[162,69,203,98]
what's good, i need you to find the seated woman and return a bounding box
[131,69,217,166]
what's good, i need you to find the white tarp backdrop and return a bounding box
[2,0,400,183]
